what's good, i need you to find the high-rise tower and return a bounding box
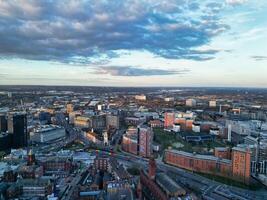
[8,113,27,148]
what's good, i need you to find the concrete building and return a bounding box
[251,160,267,175]
[74,115,91,128]
[91,114,106,130]
[38,111,51,124]
[30,125,65,143]
[8,113,28,148]
[0,133,12,151]
[0,114,7,132]
[209,127,220,135]
[228,124,232,142]
[134,111,159,120]
[176,111,195,119]
[106,114,119,129]
[225,120,254,136]
[135,94,146,101]
[86,130,101,145]
[97,104,102,111]
[7,92,12,98]
[125,117,145,126]
[172,123,181,133]
[244,136,267,162]
[192,123,201,133]
[103,130,109,145]
[66,103,74,114]
[209,100,217,108]
[69,111,81,125]
[186,99,196,107]
[164,97,174,102]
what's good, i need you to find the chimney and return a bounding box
[137,180,142,199]
[148,158,156,179]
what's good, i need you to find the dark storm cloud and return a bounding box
[250,56,267,61]
[95,66,189,76]
[0,0,230,64]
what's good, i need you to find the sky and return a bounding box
[0,0,266,87]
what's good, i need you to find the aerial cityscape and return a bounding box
[0,86,267,200]
[0,0,267,200]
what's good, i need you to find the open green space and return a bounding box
[115,144,121,153]
[153,128,227,154]
[63,141,85,151]
[127,166,140,176]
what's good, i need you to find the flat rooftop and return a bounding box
[165,149,231,164]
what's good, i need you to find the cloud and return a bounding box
[226,0,247,6]
[0,73,7,78]
[251,56,267,61]
[95,66,189,76]
[0,0,230,64]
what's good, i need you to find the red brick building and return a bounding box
[122,126,153,158]
[93,157,109,172]
[164,147,251,184]
[164,150,232,177]
[164,112,175,129]
[122,135,138,155]
[40,157,72,177]
[139,126,153,158]
[214,147,231,160]
[140,158,186,200]
[232,147,251,184]
[185,119,194,131]
[122,127,138,155]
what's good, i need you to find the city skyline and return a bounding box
[0,0,267,87]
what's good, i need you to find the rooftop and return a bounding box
[34,125,63,133]
[232,146,249,153]
[166,149,231,164]
[156,173,186,195]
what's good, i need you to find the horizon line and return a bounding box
[0,84,267,90]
